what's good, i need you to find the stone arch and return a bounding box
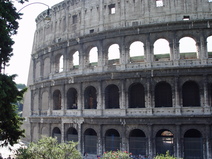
[84,86,97,109]
[182,81,200,107]
[33,93,39,115]
[156,129,174,155]
[67,88,78,109]
[84,128,97,154]
[52,127,61,143]
[89,47,98,66]
[184,129,203,159]
[129,41,145,63]
[129,129,146,156]
[55,54,63,73]
[105,84,119,109]
[43,57,50,77]
[179,37,197,59]
[105,129,121,151]
[73,51,79,68]
[67,127,78,142]
[108,44,120,65]
[41,126,48,136]
[207,35,212,58]
[41,91,49,112]
[53,90,62,110]
[128,83,145,108]
[155,81,172,107]
[35,61,40,80]
[154,38,170,61]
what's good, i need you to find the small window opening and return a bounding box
[183,16,190,21]
[90,29,94,34]
[73,15,78,24]
[209,0,212,2]
[109,4,116,14]
[156,0,163,7]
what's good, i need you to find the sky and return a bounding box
[5,0,63,85]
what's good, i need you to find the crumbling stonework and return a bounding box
[23,0,212,158]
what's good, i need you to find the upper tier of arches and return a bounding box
[34,34,212,82]
[33,0,212,52]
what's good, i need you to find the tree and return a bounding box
[0,0,28,146]
[16,136,82,159]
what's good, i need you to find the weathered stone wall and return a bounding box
[22,0,212,158]
[33,0,212,53]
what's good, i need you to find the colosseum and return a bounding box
[22,0,212,158]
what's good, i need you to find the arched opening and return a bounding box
[179,37,197,59]
[84,128,97,154]
[129,129,146,157]
[108,44,120,65]
[182,81,200,107]
[105,84,119,109]
[43,57,50,78]
[59,55,63,72]
[155,82,172,107]
[129,41,145,63]
[154,38,170,61]
[73,51,79,68]
[89,47,98,66]
[52,127,61,143]
[129,83,145,108]
[84,86,97,109]
[67,88,78,109]
[67,127,78,142]
[207,36,212,58]
[35,62,40,80]
[184,129,203,159]
[53,90,62,110]
[156,129,174,155]
[105,129,120,151]
[55,54,63,73]
[41,91,49,114]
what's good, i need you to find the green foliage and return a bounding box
[154,151,182,159]
[101,150,132,159]
[0,74,26,146]
[16,136,82,159]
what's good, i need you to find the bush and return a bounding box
[15,136,82,159]
[101,150,132,159]
[154,151,182,159]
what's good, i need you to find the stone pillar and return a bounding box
[144,35,152,67]
[174,76,181,115]
[199,34,208,64]
[176,124,181,158]
[79,44,84,73]
[146,77,153,115]
[78,121,83,153]
[120,79,126,113]
[120,37,127,70]
[79,82,83,115]
[205,124,211,159]
[97,125,103,155]
[203,76,210,114]
[121,123,127,151]
[62,84,66,115]
[61,120,65,143]
[147,124,153,158]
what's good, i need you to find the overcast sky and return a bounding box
[5,0,63,85]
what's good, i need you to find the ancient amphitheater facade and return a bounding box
[23,0,212,158]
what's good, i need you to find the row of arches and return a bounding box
[49,80,202,111]
[35,35,212,79]
[51,127,203,159]
[53,36,212,73]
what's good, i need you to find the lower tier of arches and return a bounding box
[30,116,212,159]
